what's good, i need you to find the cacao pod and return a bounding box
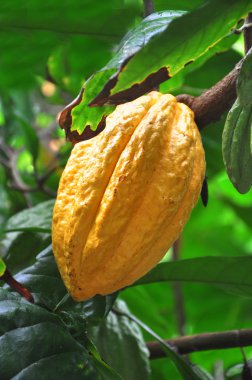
[222,98,252,194]
[52,92,205,301]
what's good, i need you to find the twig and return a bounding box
[244,13,252,54]
[0,140,56,199]
[171,239,186,336]
[143,0,154,17]
[0,269,34,303]
[147,329,252,358]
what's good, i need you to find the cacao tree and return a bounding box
[1,1,252,379]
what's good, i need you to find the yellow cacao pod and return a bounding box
[52,92,205,301]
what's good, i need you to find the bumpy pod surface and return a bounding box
[222,98,252,194]
[52,92,205,301]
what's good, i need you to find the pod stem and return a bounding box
[0,269,34,303]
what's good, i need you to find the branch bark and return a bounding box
[143,0,154,17]
[147,329,252,358]
[176,59,243,130]
[244,13,252,54]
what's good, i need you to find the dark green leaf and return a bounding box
[89,301,151,380]
[136,256,252,297]
[85,336,123,380]
[12,245,118,323]
[0,230,51,274]
[0,289,90,380]
[110,303,209,380]
[4,199,54,233]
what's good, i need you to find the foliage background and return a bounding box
[1,0,252,379]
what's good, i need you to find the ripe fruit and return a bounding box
[52,92,205,301]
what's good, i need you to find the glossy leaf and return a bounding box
[12,245,118,323]
[70,11,184,134]
[0,289,90,380]
[110,0,251,97]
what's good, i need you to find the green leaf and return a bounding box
[0,289,91,380]
[0,1,140,89]
[0,257,6,276]
[71,10,184,133]
[85,336,123,380]
[13,245,66,309]
[110,0,251,97]
[110,302,209,380]
[0,1,140,39]
[12,245,118,323]
[3,199,54,233]
[136,256,252,297]
[89,301,151,380]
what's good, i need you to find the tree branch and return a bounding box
[244,13,252,54]
[176,59,243,129]
[143,0,154,17]
[147,329,252,358]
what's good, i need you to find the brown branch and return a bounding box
[176,59,243,129]
[244,13,252,54]
[147,329,252,358]
[143,0,154,17]
[0,269,34,303]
